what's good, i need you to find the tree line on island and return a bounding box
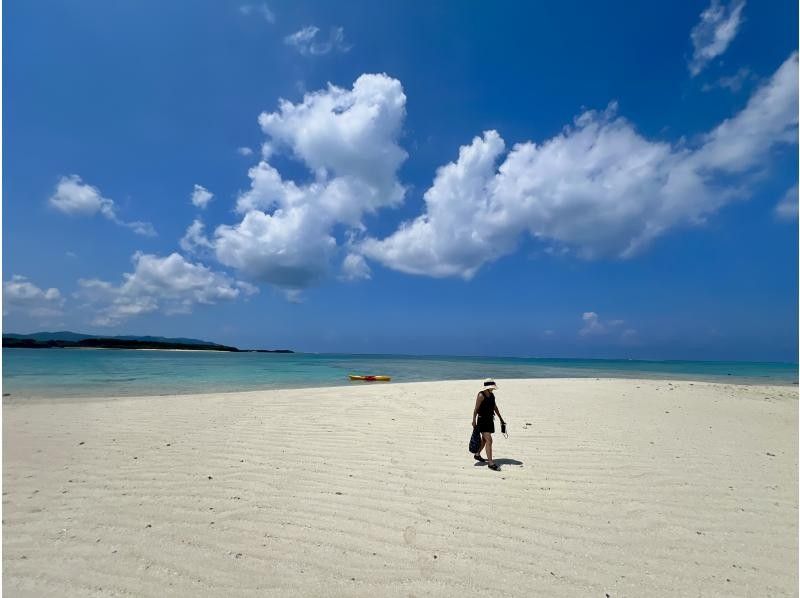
[2,332,292,353]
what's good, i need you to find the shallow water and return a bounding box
[2,348,796,398]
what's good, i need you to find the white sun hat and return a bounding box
[480,378,498,391]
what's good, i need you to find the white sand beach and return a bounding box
[3,378,797,597]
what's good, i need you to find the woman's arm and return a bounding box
[472,393,484,427]
[493,402,504,423]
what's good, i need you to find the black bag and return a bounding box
[468,426,481,453]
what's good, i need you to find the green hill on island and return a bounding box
[2,332,292,353]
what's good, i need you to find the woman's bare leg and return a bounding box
[482,432,493,465]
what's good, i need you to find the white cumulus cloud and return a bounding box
[48,175,156,236]
[284,25,350,56]
[213,73,407,292]
[191,184,214,209]
[3,275,64,318]
[215,207,337,290]
[77,252,257,326]
[689,0,746,76]
[361,130,514,278]
[361,53,798,278]
[237,146,254,156]
[49,175,115,217]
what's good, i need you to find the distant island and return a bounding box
[2,332,293,353]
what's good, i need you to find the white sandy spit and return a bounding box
[3,378,797,597]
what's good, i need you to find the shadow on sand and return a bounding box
[474,458,524,467]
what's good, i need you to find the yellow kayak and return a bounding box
[348,375,391,382]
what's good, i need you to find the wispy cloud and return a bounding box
[578,313,636,342]
[239,4,275,23]
[180,219,214,254]
[702,67,755,92]
[237,146,254,156]
[689,0,746,76]
[775,184,798,220]
[48,175,156,236]
[340,253,371,281]
[579,312,625,337]
[621,329,639,343]
[284,26,351,56]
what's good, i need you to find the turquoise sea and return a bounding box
[2,348,797,398]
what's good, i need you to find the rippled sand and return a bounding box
[3,379,797,597]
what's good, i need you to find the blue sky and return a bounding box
[4,0,798,360]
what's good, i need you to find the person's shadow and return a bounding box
[494,458,523,465]
[474,458,523,466]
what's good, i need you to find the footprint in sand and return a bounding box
[418,555,435,578]
[403,525,416,545]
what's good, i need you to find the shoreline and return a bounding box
[3,378,797,596]
[3,375,797,403]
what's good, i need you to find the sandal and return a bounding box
[488,463,500,471]
[473,454,486,462]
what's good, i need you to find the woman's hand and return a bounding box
[472,420,477,428]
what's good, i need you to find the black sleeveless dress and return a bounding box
[476,391,495,433]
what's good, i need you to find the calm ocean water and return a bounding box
[2,348,797,398]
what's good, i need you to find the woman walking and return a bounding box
[472,378,505,471]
